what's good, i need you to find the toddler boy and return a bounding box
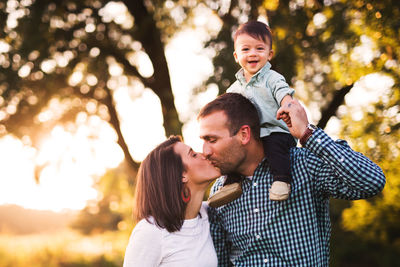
[227,20,296,201]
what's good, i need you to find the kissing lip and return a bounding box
[208,159,218,167]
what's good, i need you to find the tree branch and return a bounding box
[317,84,353,129]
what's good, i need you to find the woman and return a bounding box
[123,136,220,267]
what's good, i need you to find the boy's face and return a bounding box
[233,33,273,81]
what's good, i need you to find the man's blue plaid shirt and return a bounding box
[208,129,385,266]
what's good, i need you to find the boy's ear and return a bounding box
[233,51,239,63]
[268,49,274,60]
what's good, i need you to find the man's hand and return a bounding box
[276,99,309,139]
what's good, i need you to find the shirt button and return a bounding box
[253,182,257,186]
[256,235,261,239]
[340,157,344,162]
[317,138,322,143]
[264,258,268,263]
[254,208,259,213]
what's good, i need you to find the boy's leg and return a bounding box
[261,132,296,183]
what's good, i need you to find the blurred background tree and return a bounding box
[0,0,399,266]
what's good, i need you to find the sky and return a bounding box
[0,2,395,212]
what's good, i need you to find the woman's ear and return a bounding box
[182,172,189,183]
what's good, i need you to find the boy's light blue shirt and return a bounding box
[227,62,295,138]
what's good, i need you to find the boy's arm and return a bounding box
[279,95,293,127]
[268,71,294,127]
[280,94,293,107]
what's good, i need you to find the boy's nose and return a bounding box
[249,48,257,55]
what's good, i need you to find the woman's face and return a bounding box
[174,142,221,185]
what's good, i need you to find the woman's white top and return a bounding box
[123,202,217,267]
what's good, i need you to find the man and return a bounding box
[198,93,385,266]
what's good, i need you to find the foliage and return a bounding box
[0,230,127,267]
[202,0,400,265]
[205,0,400,127]
[71,163,135,235]
[0,0,399,265]
[0,0,196,179]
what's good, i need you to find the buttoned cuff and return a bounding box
[302,128,332,155]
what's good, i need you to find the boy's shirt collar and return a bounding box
[235,62,272,85]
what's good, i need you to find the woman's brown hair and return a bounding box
[133,136,187,232]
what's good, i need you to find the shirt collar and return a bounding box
[244,158,269,180]
[235,62,272,86]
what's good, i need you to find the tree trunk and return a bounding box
[124,0,183,137]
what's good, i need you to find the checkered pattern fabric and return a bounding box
[208,129,385,266]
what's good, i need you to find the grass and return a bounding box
[0,230,130,267]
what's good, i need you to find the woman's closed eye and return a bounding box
[189,149,198,158]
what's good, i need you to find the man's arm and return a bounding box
[277,99,385,198]
[305,129,385,199]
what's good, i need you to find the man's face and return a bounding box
[199,111,246,175]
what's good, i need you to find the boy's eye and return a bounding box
[242,48,249,51]
[257,47,265,50]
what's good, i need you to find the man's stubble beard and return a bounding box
[216,140,247,175]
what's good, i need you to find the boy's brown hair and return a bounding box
[234,20,273,49]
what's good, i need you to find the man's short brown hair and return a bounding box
[198,93,260,140]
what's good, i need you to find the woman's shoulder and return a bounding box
[131,217,163,240]
[200,202,210,219]
[124,218,164,266]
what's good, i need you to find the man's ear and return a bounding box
[237,125,251,145]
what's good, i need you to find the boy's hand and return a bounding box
[276,99,309,139]
[279,94,293,127]
[279,112,292,127]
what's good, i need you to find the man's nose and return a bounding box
[202,143,212,158]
